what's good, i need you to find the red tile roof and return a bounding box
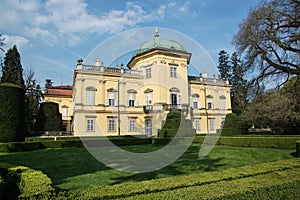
[46,85,73,96]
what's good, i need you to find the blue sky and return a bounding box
[0,0,262,86]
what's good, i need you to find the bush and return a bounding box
[221,113,241,135]
[0,83,25,142]
[0,163,55,200]
[0,141,42,152]
[33,102,62,132]
[67,158,300,199]
[193,135,300,149]
[296,140,300,156]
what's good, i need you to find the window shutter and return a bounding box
[115,99,118,106]
[134,100,139,107]
[105,99,109,106]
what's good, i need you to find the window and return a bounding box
[194,119,200,131]
[129,119,136,132]
[146,67,151,78]
[128,92,137,107]
[62,106,68,117]
[86,90,95,105]
[170,66,177,78]
[146,93,152,105]
[193,97,199,109]
[207,97,214,109]
[86,118,94,132]
[108,119,116,132]
[108,92,116,106]
[220,96,226,110]
[209,119,215,131]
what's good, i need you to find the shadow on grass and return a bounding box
[109,145,225,185]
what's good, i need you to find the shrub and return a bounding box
[193,135,300,149]
[0,141,42,152]
[0,83,25,142]
[221,113,241,135]
[33,102,62,132]
[0,163,55,200]
[67,158,300,199]
[296,140,300,156]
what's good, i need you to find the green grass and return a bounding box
[0,144,294,191]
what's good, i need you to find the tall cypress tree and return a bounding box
[217,50,231,81]
[230,52,248,115]
[1,45,25,87]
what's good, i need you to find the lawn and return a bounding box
[0,144,294,191]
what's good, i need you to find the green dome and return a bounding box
[132,30,186,57]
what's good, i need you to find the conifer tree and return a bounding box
[217,50,231,81]
[1,45,25,87]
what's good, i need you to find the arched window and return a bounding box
[86,86,96,105]
[206,95,214,109]
[220,95,226,110]
[192,94,200,109]
[127,89,138,107]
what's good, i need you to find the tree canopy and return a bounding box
[233,0,300,89]
[1,45,25,87]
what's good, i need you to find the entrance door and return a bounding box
[145,119,152,136]
[171,93,177,105]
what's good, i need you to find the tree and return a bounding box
[0,34,5,52]
[0,83,25,142]
[241,76,300,134]
[24,69,43,134]
[217,50,231,81]
[1,45,25,88]
[233,0,300,91]
[230,52,248,115]
[33,102,62,133]
[44,79,53,92]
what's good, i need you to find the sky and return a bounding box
[0,0,262,87]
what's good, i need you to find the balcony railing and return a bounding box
[80,64,142,76]
[143,105,153,113]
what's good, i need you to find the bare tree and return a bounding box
[233,0,300,91]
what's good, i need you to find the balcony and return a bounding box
[143,105,153,113]
[80,64,143,76]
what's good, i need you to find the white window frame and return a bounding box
[129,119,136,132]
[62,106,68,117]
[193,97,199,109]
[108,119,116,132]
[146,67,151,79]
[220,98,226,110]
[128,93,135,107]
[170,66,177,78]
[209,118,215,131]
[146,93,152,105]
[86,118,95,132]
[207,98,214,109]
[108,92,116,106]
[195,119,200,131]
[86,90,95,105]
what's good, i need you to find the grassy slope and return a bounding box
[0,144,294,191]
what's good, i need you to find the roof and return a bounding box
[45,85,73,96]
[132,29,187,58]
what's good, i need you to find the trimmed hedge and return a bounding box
[0,163,55,199]
[297,140,300,156]
[194,135,300,149]
[67,158,300,199]
[221,113,241,135]
[0,141,42,152]
[0,83,25,142]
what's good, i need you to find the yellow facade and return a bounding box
[46,31,231,136]
[71,32,231,136]
[43,86,73,132]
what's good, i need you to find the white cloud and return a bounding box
[2,35,29,49]
[179,1,191,13]
[0,0,170,47]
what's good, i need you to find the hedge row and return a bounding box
[194,135,300,149]
[0,163,55,199]
[67,158,300,199]
[297,140,300,156]
[122,168,300,200]
[0,137,152,152]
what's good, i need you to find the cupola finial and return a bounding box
[154,27,159,37]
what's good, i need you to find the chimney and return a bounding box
[202,70,208,78]
[95,58,101,66]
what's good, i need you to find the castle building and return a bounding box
[45,30,231,136]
